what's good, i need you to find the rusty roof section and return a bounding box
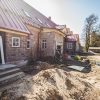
[0,0,57,33]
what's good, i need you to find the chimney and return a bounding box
[48,16,51,20]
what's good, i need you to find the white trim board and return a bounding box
[0,36,5,64]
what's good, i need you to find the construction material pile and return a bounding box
[0,63,100,100]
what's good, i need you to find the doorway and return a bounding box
[0,36,5,64]
[57,45,62,54]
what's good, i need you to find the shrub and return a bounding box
[74,55,81,61]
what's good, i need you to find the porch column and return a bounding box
[0,36,5,64]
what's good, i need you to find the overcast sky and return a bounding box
[24,0,100,36]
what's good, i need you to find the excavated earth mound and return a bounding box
[0,68,100,100]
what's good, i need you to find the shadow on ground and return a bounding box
[20,59,91,76]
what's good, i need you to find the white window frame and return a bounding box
[12,37,20,47]
[27,40,31,49]
[67,42,73,49]
[42,39,47,49]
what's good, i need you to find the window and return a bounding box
[12,37,20,47]
[42,39,47,49]
[27,40,30,49]
[67,43,73,49]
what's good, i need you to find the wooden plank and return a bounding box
[67,65,85,71]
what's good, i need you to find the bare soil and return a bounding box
[0,59,100,100]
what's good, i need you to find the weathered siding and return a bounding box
[39,32,55,57]
[5,32,30,63]
[2,25,39,63]
[64,41,76,54]
[26,25,40,59]
[55,32,64,54]
[40,31,64,57]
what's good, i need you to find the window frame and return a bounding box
[27,40,31,49]
[42,39,47,49]
[67,42,73,49]
[12,37,20,47]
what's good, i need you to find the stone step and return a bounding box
[0,72,24,87]
[0,64,25,88]
[0,68,20,78]
[0,64,17,72]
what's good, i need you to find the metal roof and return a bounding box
[0,0,57,33]
[67,34,79,41]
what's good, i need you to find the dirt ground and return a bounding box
[87,55,100,62]
[87,55,100,92]
[70,55,100,99]
[0,56,100,100]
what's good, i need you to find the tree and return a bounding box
[83,14,98,52]
[90,31,97,46]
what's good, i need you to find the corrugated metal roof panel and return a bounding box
[0,0,57,33]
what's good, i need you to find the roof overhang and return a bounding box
[41,27,66,37]
[0,27,29,36]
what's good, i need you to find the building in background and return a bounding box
[64,34,80,54]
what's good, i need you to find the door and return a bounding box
[0,36,5,64]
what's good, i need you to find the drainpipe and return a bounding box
[37,27,43,59]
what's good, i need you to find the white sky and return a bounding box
[24,0,100,38]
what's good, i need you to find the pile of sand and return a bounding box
[0,67,99,100]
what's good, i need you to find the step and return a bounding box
[0,64,17,72]
[0,72,25,87]
[0,68,20,78]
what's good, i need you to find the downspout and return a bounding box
[37,27,43,59]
